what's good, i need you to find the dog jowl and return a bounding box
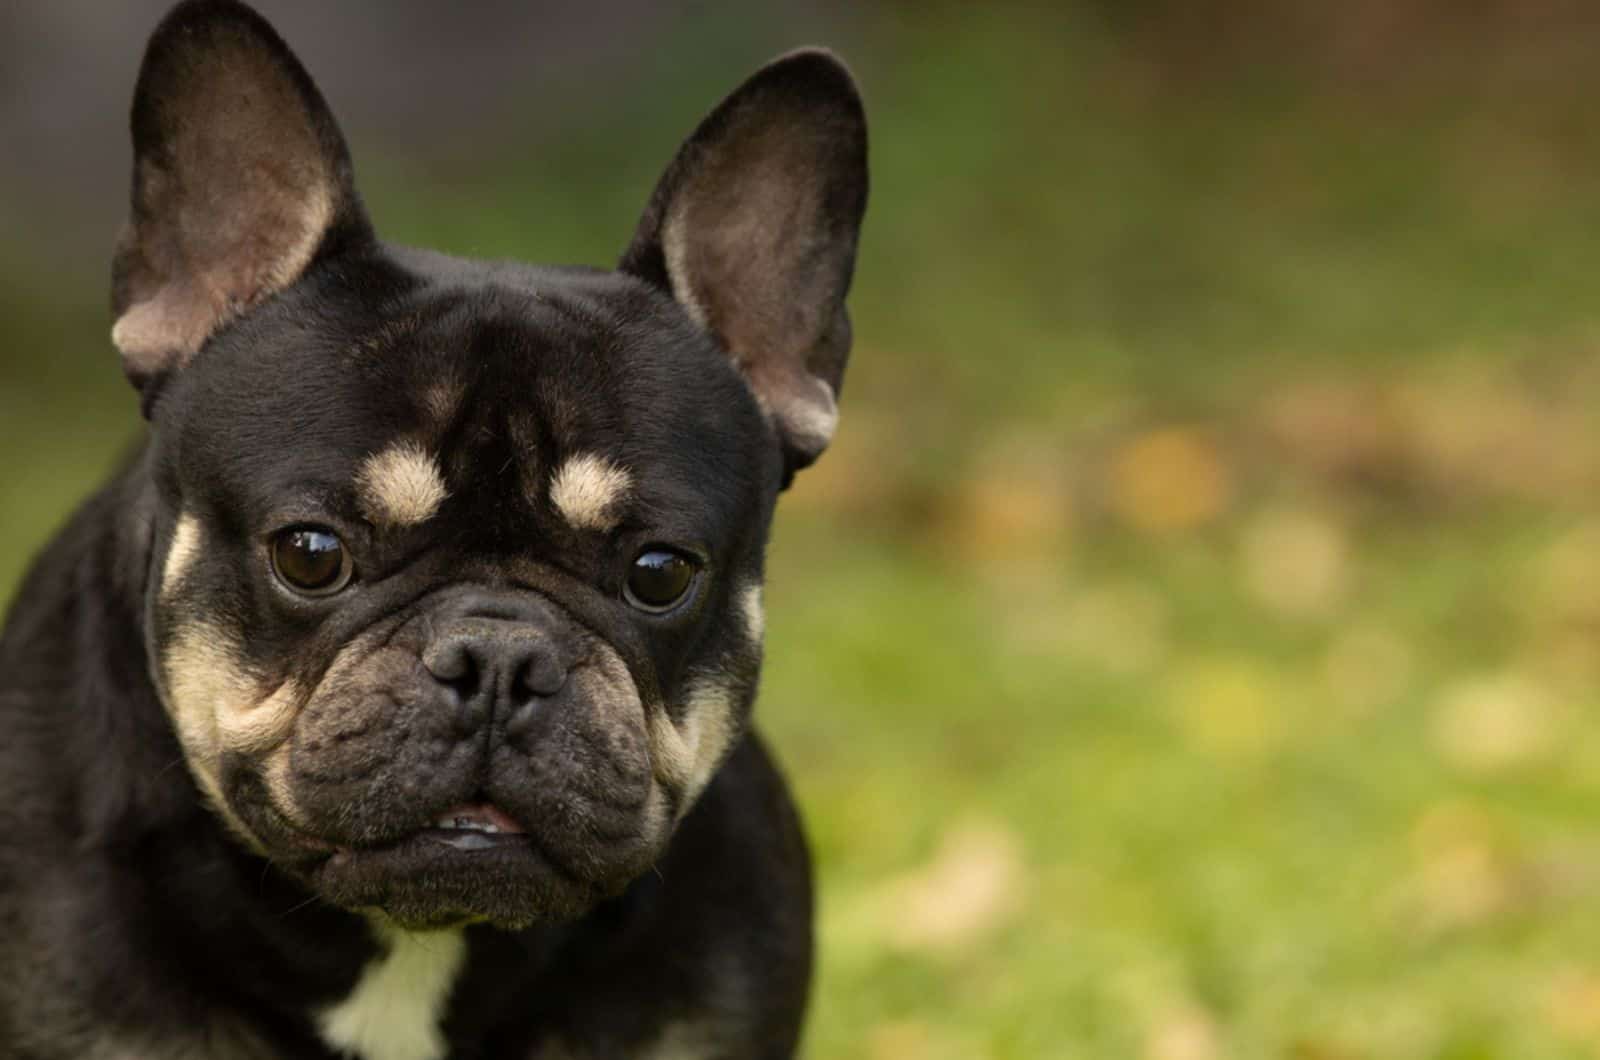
[0,2,866,1057]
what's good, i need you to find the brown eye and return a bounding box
[625,549,697,613]
[270,527,352,596]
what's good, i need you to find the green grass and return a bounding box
[9,4,1600,1057]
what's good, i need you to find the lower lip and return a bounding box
[320,827,553,881]
[419,828,532,853]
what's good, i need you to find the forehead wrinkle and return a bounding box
[505,411,544,507]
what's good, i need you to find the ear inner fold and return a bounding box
[111,0,369,391]
[621,49,868,481]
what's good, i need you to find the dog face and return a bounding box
[117,0,866,930]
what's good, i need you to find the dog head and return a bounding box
[115,0,866,929]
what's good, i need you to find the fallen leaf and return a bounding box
[1320,623,1413,715]
[1390,799,1518,936]
[1239,507,1349,621]
[1430,672,1564,774]
[881,818,1029,955]
[1170,657,1285,759]
[1057,580,1172,675]
[1526,521,1600,630]
[1544,967,1600,1042]
[949,433,1072,563]
[1109,428,1232,534]
[1258,380,1393,482]
[1145,1003,1221,1060]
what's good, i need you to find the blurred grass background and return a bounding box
[9,1,1600,1056]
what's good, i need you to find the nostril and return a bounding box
[512,653,567,703]
[423,640,481,703]
[504,653,568,741]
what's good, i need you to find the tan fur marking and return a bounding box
[161,513,202,599]
[216,679,302,757]
[318,924,466,1060]
[421,378,465,428]
[258,632,395,819]
[261,742,298,822]
[740,584,765,645]
[649,674,741,818]
[356,313,424,360]
[549,453,632,532]
[356,442,449,527]
[161,622,291,851]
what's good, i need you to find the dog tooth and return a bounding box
[432,813,503,834]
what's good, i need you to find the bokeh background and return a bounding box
[8,2,1600,1056]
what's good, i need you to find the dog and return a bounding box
[0,1,866,1056]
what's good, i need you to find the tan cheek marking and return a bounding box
[648,708,694,795]
[165,625,302,759]
[161,513,202,599]
[573,642,720,820]
[259,633,400,823]
[160,623,272,851]
[740,584,765,645]
[161,621,307,851]
[549,453,632,532]
[261,743,297,822]
[648,674,742,818]
[356,442,449,527]
[216,679,302,757]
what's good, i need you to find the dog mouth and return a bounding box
[420,802,529,852]
[274,790,656,928]
[307,800,593,927]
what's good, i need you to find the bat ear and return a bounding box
[620,49,869,483]
[111,0,373,399]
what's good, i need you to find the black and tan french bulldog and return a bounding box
[0,2,866,1057]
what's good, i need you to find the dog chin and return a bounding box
[302,828,616,930]
[228,765,671,928]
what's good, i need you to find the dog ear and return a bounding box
[111,0,372,398]
[620,49,868,483]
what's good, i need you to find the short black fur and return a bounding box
[0,1,865,1057]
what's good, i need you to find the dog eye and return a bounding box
[624,548,698,613]
[270,527,353,596]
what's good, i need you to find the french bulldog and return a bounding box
[0,1,866,1057]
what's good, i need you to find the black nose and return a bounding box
[423,619,569,733]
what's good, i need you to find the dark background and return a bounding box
[7,3,1600,1056]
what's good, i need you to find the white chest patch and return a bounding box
[318,927,467,1060]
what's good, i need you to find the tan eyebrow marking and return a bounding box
[355,441,449,527]
[549,453,632,532]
